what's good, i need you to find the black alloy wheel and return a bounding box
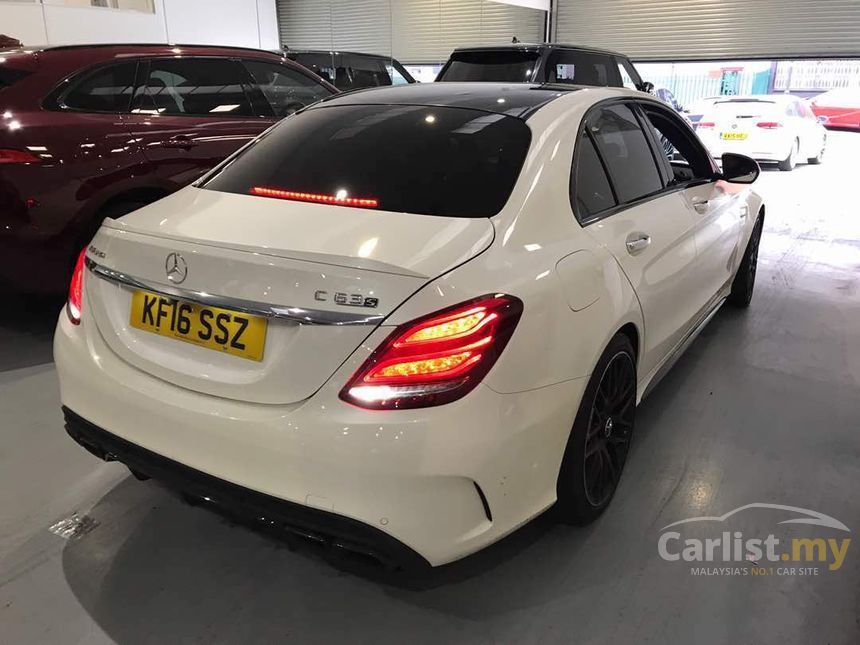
[728,217,763,308]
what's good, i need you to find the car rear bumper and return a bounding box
[54,303,583,567]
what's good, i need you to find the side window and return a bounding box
[616,61,638,90]
[641,104,714,183]
[342,54,391,90]
[244,60,332,118]
[549,50,618,87]
[62,61,138,112]
[133,58,254,117]
[588,104,663,203]
[387,64,410,85]
[572,130,617,220]
[289,53,336,86]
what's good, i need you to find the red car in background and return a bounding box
[0,44,336,293]
[809,88,860,131]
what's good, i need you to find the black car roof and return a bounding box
[451,42,629,58]
[286,49,395,61]
[311,82,582,119]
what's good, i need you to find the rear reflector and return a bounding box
[340,294,523,410]
[756,121,783,129]
[250,186,378,209]
[67,249,86,325]
[0,148,42,164]
[697,122,715,129]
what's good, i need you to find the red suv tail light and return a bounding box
[340,294,523,410]
[66,249,86,325]
[756,121,783,129]
[0,149,42,164]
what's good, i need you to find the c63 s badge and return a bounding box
[314,290,379,308]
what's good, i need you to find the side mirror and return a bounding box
[638,81,655,94]
[719,153,760,184]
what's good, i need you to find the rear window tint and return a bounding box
[438,51,540,82]
[203,104,531,218]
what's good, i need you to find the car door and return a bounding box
[574,102,701,378]
[123,56,270,188]
[638,102,745,317]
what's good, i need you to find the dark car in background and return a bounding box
[436,43,652,92]
[0,44,335,293]
[285,49,416,91]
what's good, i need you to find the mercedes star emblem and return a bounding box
[165,252,188,284]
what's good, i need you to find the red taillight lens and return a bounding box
[340,294,523,410]
[0,149,42,164]
[66,249,86,325]
[697,121,715,129]
[756,121,782,129]
[250,186,378,209]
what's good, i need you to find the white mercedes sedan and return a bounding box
[55,83,764,569]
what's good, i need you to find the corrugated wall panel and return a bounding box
[278,0,544,64]
[555,0,860,61]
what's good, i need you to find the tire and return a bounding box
[777,139,798,171]
[555,333,637,525]
[807,136,825,165]
[728,216,763,308]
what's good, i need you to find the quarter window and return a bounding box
[588,104,663,202]
[63,62,137,112]
[573,130,617,219]
[243,60,332,118]
[641,104,714,182]
[132,58,254,117]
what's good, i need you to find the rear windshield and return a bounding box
[438,51,540,82]
[203,104,531,218]
[711,100,778,116]
[0,67,30,91]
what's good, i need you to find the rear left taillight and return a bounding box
[756,121,783,129]
[697,121,715,129]
[66,249,86,325]
[340,294,523,410]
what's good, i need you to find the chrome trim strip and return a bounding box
[85,258,385,326]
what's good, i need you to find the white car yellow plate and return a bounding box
[129,290,267,361]
[721,132,748,140]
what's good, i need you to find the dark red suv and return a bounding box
[0,44,336,293]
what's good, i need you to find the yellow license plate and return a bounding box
[721,132,748,140]
[130,290,267,361]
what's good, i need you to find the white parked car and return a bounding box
[55,83,764,569]
[696,94,827,171]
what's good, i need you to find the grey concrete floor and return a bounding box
[1,132,859,645]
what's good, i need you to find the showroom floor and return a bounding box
[1,132,858,645]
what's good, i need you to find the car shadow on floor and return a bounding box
[0,289,63,371]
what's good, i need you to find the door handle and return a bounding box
[692,199,709,214]
[163,135,196,150]
[625,234,651,254]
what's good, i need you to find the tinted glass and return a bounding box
[133,58,254,117]
[573,130,616,218]
[588,104,662,202]
[641,105,713,181]
[63,62,137,112]
[616,61,637,90]
[548,50,618,87]
[387,64,410,85]
[204,104,531,218]
[288,52,336,86]
[340,54,391,90]
[243,60,332,117]
[438,51,540,82]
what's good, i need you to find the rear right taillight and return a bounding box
[756,121,783,129]
[0,149,42,164]
[340,294,523,410]
[66,249,86,325]
[697,121,715,129]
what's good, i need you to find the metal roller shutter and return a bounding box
[277,0,545,64]
[554,0,860,61]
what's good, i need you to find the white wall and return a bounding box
[0,0,279,49]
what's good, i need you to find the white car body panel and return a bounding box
[55,86,763,566]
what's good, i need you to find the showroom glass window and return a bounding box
[62,62,138,112]
[243,60,332,117]
[587,104,663,203]
[134,58,254,117]
[572,130,617,220]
